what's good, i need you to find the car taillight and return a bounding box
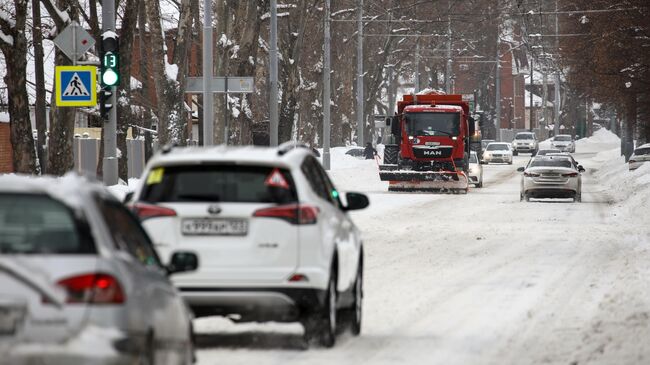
[562,172,579,177]
[130,202,176,220]
[56,273,125,304]
[253,204,318,225]
[524,172,540,177]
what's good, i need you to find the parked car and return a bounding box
[629,143,650,170]
[468,151,483,188]
[345,147,365,158]
[128,142,369,347]
[483,142,513,164]
[0,174,198,365]
[518,155,584,202]
[551,134,576,153]
[511,132,539,156]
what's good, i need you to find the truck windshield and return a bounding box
[405,112,460,137]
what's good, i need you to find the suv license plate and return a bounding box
[182,219,248,236]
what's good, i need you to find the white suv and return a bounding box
[512,132,538,155]
[128,143,369,347]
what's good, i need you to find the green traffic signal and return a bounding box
[101,51,119,86]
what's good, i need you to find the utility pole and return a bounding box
[323,0,331,170]
[542,68,548,134]
[445,15,452,93]
[529,57,534,131]
[356,0,364,146]
[414,39,420,93]
[553,0,560,137]
[202,0,214,146]
[270,0,279,146]
[102,0,118,185]
[495,42,501,140]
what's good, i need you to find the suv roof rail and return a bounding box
[277,141,313,156]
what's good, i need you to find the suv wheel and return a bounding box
[513,150,519,156]
[340,260,363,336]
[303,269,337,348]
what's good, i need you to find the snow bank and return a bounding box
[106,178,141,201]
[575,128,620,153]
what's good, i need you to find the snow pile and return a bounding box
[574,128,620,153]
[316,147,388,193]
[106,178,141,201]
[594,150,650,217]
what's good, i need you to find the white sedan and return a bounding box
[483,142,513,164]
[518,155,584,202]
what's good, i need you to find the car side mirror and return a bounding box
[578,165,585,173]
[517,167,525,172]
[344,192,369,211]
[123,191,134,204]
[167,251,199,275]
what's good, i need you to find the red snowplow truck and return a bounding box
[379,92,475,192]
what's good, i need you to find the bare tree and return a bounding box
[0,0,37,173]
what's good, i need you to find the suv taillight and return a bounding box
[130,202,177,220]
[57,273,125,304]
[253,204,318,225]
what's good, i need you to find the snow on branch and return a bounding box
[0,29,13,46]
[41,0,71,29]
[0,8,16,28]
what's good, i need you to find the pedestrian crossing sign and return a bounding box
[55,66,97,107]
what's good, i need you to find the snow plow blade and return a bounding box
[379,170,469,192]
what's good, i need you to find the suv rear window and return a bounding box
[141,165,298,204]
[0,194,95,254]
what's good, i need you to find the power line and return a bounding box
[329,7,647,22]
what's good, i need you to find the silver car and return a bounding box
[512,132,539,155]
[0,174,198,365]
[629,143,650,170]
[483,142,513,164]
[551,134,576,153]
[468,151,483,187]
[518,155,584,202]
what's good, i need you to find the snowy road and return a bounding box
[195,146,650,364]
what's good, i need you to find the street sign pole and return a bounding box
[185,77,254,145]
[102,0,118,185]
[203,0,214,146]
[269,0,279,146]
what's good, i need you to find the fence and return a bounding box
[73,136,146,180]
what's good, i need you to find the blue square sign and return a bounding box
[55,66,97,107]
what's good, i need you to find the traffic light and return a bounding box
[100,32,119,87]
[99,86,113,119]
